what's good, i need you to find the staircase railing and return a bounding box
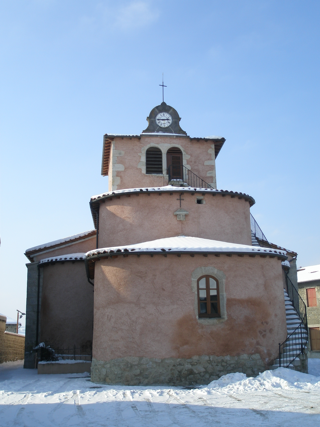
[167,165,213,189]
[278,274,308,368]
[250,214,268,242]
[285,274,307,328]
[278,323,307,367]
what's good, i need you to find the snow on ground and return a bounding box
[0,360,320,426]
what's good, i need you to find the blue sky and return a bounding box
[1,0,319,322]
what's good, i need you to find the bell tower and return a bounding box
[101,101,224,191]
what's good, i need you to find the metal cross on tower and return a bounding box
[176,193,184,208]
[159,73,167,103]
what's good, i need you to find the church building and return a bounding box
[24,100,307,384]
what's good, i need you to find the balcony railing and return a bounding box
[285,274,307,328]
[167,164,213,189]
[250,214,268,242]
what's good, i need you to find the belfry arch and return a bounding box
[167,147,183,180]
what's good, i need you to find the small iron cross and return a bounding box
[159,73,167,103]
[177,193,184,208]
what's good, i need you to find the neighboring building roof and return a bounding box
[86,235,287,259]
[39,253,86,265]
[5,316,16,325]
[297,264,320,283]
[101,134,225,176]
[89,185,255,228]
[25,230,96,262]
[0,314,16,324]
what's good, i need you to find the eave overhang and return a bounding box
[256,238,297,258]
[86,248,287,261]
[25,230,96,262]
[86,248,286,281]
[38,253,86,265]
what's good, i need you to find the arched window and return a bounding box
[167,147,183,180]
[146,147,163,174]
[197,275,220,318]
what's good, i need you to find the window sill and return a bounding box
[197,316,227,325]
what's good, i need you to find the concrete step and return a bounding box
[251,232,260,247]
[286,309,299,315]
[286,322,302,328]
[282,346,306,353]
[286,316,300,322]
[286,331,308,338]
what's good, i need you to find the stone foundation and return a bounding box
[91,354,266,386]
[38,361,91,375]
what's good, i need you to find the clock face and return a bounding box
[156,112,172,128]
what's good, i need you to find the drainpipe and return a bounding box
[36,263,41,345]
[95,205,100,249]
[86,203,99,287]
[85,258,94,287]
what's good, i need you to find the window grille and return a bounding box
[146,147,163,174]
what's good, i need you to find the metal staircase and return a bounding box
[249,217,308,371]
[272,277,308,370]
[251,231,259,246]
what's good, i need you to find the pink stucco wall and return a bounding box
[98,192,252,248]
[32,237,96,263]
[109,135,217,190]
[40,262,93,350]
[92,254,286,365]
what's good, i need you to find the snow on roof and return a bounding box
[297,264,320,283]
[104,134,140,138]
[141,133,187,137]
[90,185,254,205]
[86,236,286,258]
[39,253,86,265]
[26,230,96,253]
